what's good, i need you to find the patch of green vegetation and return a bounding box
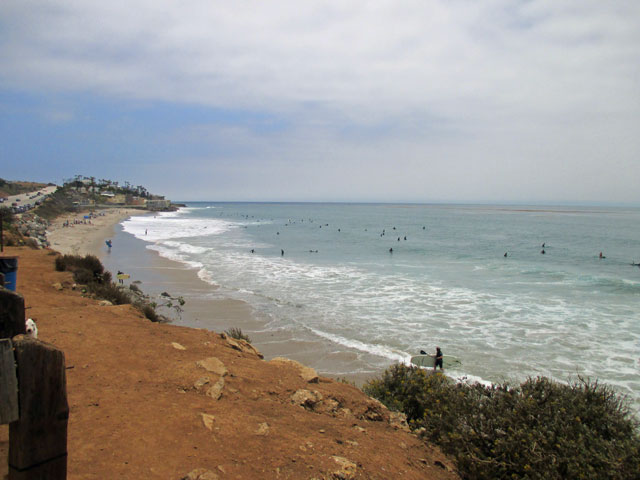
[0,206,17,228]
[363,364,640,479]
[0,178,48,197]
[33,186,77,220]
[141,303,161,322]
[225,327,251,343]
[54,254,175,321]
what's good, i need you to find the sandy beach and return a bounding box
[53,208,266,339]
[46,208,143,257]
[47,206,261,352]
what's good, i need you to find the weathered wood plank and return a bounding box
[9,337,68,479]
[0,339,19,424]
[0,288,25,339]
[8,455,66,480]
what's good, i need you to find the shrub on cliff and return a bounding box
[0,206,16,226]
[54,254,179,321]
[33,186,77,220]
[225,327,251,343]
[363,364,640,479]
[55,254,128,305]
[1,207,18,246]
[55,254,109,283]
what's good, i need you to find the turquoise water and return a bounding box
[121,203,640,409]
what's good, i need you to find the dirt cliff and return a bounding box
[1,247,458,479]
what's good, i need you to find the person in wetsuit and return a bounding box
[434,346,444,371]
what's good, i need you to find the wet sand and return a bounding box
[48,208,378,386]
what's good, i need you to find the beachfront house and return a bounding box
[145,199,171,211]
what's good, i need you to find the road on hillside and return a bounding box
[1,185,58,212]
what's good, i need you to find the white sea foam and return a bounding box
[120,202,640,411]
[122,210,234,242]
[308,327,410,364]
[146,244,204,271]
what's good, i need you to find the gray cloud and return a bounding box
[1,0,639,203]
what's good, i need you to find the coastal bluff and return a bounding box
[0,246,458,479]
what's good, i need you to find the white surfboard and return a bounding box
[410,354,461,369]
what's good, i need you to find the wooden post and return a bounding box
[0,288,25,339]
[9,336,68,480]
[0,339,19,424]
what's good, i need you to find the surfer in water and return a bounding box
[434,346,443,371]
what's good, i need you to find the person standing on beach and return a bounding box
[434,346,443,371]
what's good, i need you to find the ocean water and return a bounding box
[121,203,640,409]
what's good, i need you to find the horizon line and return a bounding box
[174,200,640,208]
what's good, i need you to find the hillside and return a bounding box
[0,246,459,479]
[0,178,51,198]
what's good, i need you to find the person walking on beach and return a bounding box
[434,346,443,371]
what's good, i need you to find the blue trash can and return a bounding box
[0,256,18,291]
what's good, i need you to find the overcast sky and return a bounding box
[1,1,638,204]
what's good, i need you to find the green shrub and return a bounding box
[141,303,160,322]
[0,206,16,226]
[33,186,77,220]
[225,327,251,343]
[55,254,106,282]
[54,255,65,271]
[72,267,94,285]
[52,253,166,320]
[90,283,132,305]
[363,364,640,479]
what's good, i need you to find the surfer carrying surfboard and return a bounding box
[434,346,443,371]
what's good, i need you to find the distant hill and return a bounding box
[0,178,53,198]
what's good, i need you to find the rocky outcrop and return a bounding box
[389,411,410,431]
[330,456,357,479]
[205,378,225,400]
[291,389,324,410]
[194,357,227,400]
[181,468,219,480]
[255,422,270,436]
[196,357,227,376]
[200,413,215,431]
[219,333,263,358]
[270,357,319,383]
[14,213,50,248]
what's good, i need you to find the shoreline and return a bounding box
[1,245,456,479]
[46,207,379,386]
